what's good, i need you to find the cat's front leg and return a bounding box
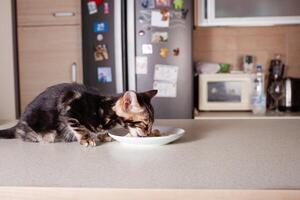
[61,119,97,147]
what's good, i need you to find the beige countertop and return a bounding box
[0,119,300,191]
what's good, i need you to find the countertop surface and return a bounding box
[0,119,300,189]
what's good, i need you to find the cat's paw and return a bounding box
[80,138,97,147]
[97,133,113,142]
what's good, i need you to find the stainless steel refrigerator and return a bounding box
[82,0,193,119]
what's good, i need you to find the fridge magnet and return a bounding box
[173,48,180,56]
[138,16,146,23]
[141,0,155,9]
[151,10,169,27]
[136,56,148,74]
[181,9,189,19]
[153,81,177,97]
[93,21,108,33]
[95,0,103,6]
[87,1,98,15]
[97,34,104,41]
[142,44,153,54]
[97,67,112,83]
[94,44,109,61]
[104,2,109,14]
[141,0,149,8]
[151,32,168,43]
[154,64,179,83]
[173,0,184,10]
[138,30,145,36]
[155,0,171,7]
[159,48,169,58]
[160,9,169,21]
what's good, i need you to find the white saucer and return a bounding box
[108,126,185,146]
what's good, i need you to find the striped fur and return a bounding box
[0,83,157,146]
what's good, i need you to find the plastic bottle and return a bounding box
[251,64,266,114]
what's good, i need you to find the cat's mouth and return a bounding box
[128,127,148,137]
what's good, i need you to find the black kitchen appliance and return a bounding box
[279,77,300,112]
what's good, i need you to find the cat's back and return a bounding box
[22,83,87,116]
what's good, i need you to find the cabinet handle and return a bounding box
[53,12,75,17]
[71,63,77,83]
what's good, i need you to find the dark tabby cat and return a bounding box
[0,83,157,147]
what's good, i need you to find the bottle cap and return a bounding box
[256,64,263,72]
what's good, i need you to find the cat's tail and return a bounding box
[0,126,16,139]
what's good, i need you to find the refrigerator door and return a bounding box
[82,0,125,95]
[133,1,193,119]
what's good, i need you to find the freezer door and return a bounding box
[82,0,125,95]
[133,0,193,119]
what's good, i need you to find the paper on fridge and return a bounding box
[153,64,179,97]
[153,81,177,98]
[151,10,170,27]
[142,44,153,54]
[154,64,178,83]
[136,56,148,74]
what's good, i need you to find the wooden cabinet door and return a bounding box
[17,0,81,26]
[18,25,82,111]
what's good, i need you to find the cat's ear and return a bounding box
[122,91,142,113]
[140,90,158,101]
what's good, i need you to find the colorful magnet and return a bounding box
[173,48,180,56]
[93,21,108,33]
[160,8,169,21]
[87,1,98,15]
[151,32,168,43]
[141,0,149,8]
[155,0,171,7]
[159,47,169,58]
[94,44,109,61]
[104,2,109,14]
[97,34,104,41]
[181,9,189,19]
[138,30,145,36]
[97,67,112,83]
[95,0,103,6]
[173,0,184,10]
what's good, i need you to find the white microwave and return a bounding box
[198,74,254,111]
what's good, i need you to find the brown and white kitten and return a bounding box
[0,83,157,147]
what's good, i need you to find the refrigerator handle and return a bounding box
[71,62,77,83]
[126,0,136,91]
[114,0,124,94]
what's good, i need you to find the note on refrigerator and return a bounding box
[151,10,170,27]
[136,56,148,74]
[154,64,178,83]
[153,64,179,97]
[153,81,177,97]
[142,44,153,54]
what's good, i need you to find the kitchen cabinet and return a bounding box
[17,0,82,112]
[196,0,300,26]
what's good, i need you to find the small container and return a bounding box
[243,55,254,74]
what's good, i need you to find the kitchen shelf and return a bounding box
[194,110,300,120]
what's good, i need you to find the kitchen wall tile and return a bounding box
[193,25,300,78]
[237,34,286,52]
[193,35,237,52]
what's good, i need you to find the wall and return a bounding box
[0,0,17,121]
[193,25,300,77]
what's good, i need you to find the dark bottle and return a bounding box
[267,55,285,110]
